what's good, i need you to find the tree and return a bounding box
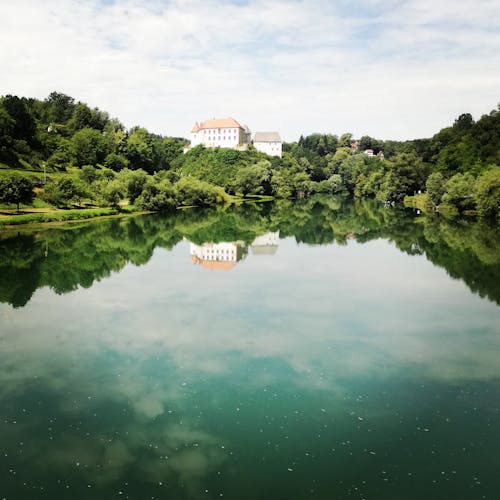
[104,153,129,171]
[44,92,75,123]
[0,106,15,162]
[116,168,149,203]
[135,179,177,211]
[338,133,353,148]
[126,128,154,173]
[42,177,88,207]
[383,152,427,201]
[474,168,500,219]
[232,161,270,197]
[1,95,36,144]
[441,173,476,211]
[426,172,446,207]
[0,173,34,212]
[71,128,106,166]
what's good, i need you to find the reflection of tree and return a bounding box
[1,196,499,307]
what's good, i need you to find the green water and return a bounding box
[1,197,499,499]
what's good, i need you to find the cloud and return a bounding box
[0,0,499,139]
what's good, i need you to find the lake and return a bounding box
[1,197,499,500]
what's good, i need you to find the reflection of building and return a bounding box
[189,232,280,270]
[250,232,279,255]
[190,241,247,271]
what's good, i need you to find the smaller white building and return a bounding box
[253,132,282,158]
[250,232,279,255]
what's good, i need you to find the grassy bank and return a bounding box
[0,208,122,228]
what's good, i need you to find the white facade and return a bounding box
[253,132,282,158]
[250,232,279,255]
[189,241,247,270]
[188,117,250,151]
[190,242,239,263]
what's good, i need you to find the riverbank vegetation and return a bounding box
[1,91,499,224]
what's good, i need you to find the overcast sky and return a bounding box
[1,0,499,141]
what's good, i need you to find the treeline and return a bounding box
[283,107,500,219]
[0,91,185,173]
[1,197,499,308]
[0,92,499,219]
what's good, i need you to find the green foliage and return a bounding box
[383,153,427,202]
[71,128,107,167]
[441,173,476,212]
[94,179,124,208]
[426,172,446,207]
[104,153,129,171]
[0,208,118,229]
[474,168,500,219]
[232,161,271,197]
[42,177,88,207]
[0,173,34,211]
[135,179,177,211]
[174,176,229,207]
[116,168,149,202]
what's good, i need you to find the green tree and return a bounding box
[135,179,177,211]
[71,128,106,166]
[232,161,270,197]
[426,172,446,206]
[384,153,427,201]
[474,168,500,219]
[0,173,35,212]
[126,128,154,173]
[1,95,36,144]
[116,168,149,203]
[441,173,476,211]
[42,178,88,207]
[104,153,129,171]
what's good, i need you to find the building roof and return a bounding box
[251,245,278,255]
[192,118,243,132]
[191,255,236,271]
[254,132,282,143]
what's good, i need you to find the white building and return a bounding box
[250,232,279,255]
[189,241,246,271]
[187,117,251,151]
[253,132,282,158]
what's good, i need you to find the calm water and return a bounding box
[1,198,499,500]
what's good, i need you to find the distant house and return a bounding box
[364,149,374,157]
[253,132,282,158]
[186,117,251,151]
[377,151,385,159]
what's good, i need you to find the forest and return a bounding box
[0,91,499,221]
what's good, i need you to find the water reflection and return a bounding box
[190,241,248,270]
[0,198,499,499]
[1,197,499,306]
[189,232,279,270]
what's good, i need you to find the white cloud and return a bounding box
[0,0,498,140]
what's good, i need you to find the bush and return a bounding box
[474,168,500,219]
[135,179,177,211]
[0,172,35,211]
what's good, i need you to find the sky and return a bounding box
[0,0,499,141]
